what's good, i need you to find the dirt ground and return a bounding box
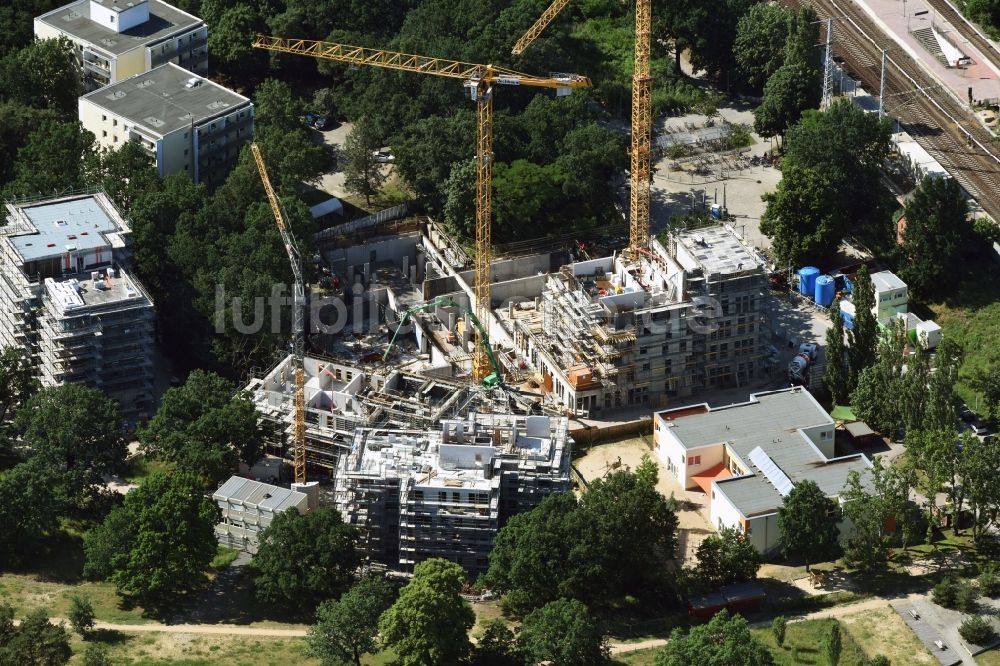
[574,438,714,564]
[840,606,937,666]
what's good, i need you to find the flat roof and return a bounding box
[8,195,123,263]
[214,476,307,512]
[676,225,760,275]
[44,270,151,314]
[36,0,202,56]
[871,270,907,292]
[80,63,250,136]
[659,388,872,517]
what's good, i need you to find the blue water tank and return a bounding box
[815,275,835,307]
[798,266,820,296]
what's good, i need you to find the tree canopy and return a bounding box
[0,606,72,666]
[518,598,609,666]
[693,526,762,587]
[777,480,841,570]
[734,4,791,92]
[253,508,360,608]
[378,558,475,666]
[0,345,38,421]
[654,610,774,666]
[482,470,678,613]
[139,370,262,485]
[308,576,396,666]
[83,471,219,601]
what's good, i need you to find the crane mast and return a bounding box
[252,35,589,385]
[250,143,307,484]
[630,0,652,253]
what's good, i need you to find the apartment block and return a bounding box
[213,476,309,554]
[35,0,207,91]
[0,192,155,417]
[334,414,572,573]
[79,63,253,185]
[654,387,874,554]
[246,354,473,471]
[500,225,766,415]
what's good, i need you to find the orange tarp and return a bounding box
[692,462,732,494]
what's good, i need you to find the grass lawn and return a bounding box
[340,175,410,215]
[124,455,176,484]
[753,618,868,666]
[926,263,1000,407]
[210,547,240,570]
[613,646,660,665]
[978,647,1000,665]
[839,607,936,665]
[68,632,318,666]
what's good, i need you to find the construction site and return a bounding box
[333,413,571,572]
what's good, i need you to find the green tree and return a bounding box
[518,598,608,666]
[824,301,850,405]
[753,58,821,141]
[82,644,114,666]
[635,453,659,488]
[1,608,72,666]
[67,595,95,637]
[139,370,262,485]
[343,117,387,205]
[84,140,161,213]
[899,176,973,301]
[771,616,787,647]
[207,4,268,85]
[932,576,958,607]
[0,102,60,187]
[254,508,360,608]
[956,579,979,613]
[442,158,476,238]
[378,558,474,666]
[471,619,523,666]
[14,384,125,506]
[825,621,842,666]
[654,610,774,666]
[734,3,791,91]
[83,471,218,602]
[5,120,94,197]
[0,37,81,115]
[693,526,762,587]
[979,564,1000,597]
[924,339,962,431]
[0,458,65,566]
[959,615,994,644]
[0,345,38,421]
[777,480,841,570]
[972,368,1000,423]
[840,457,908,571]
[848,265,879,390]
[308,576,395,666]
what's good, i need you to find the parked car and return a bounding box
[373,150,395,163]
[960,404,976,422]
[974,423,989,437]
[303,113,328,130]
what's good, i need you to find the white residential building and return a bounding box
[0,192,155,417]
[654,387,874,554]
[34,0,207,91]
[870,270,908,321]
[213,476,310,554]
[79,63,253,185]
[335,414,572,573]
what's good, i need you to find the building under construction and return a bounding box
[497,224,767,415]
[245,354,475,471]
[0,191,155,417]
[333,413,571,572]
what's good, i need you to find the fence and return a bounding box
[314,202,412,242]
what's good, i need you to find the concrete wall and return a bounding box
[158,126,190,177]
[325,235,420,272]
[745,513,780,554]
[710,479,744,532]
[456,252,557,285]
[800,424,835,458]
[115,47,146,81]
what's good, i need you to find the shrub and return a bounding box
[868,656,890,666]
[68,595,95,637]
[956,580,980,613]
[771,615,786,647]
[959,615,995,645]
[932,576,958,608]
[980,564,1000,597]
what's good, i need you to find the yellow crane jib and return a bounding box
[511,0,572,55]
[252,35,589,384]
[250,143,307,484]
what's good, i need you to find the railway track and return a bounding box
[785,0,1000,221]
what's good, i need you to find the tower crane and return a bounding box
[510,1,652,254]
[250,142,307,485]
[252,35,590,384]
[511,0,572,55]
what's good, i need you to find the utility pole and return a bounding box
[879,49,887,119]
[822,17,834,108]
